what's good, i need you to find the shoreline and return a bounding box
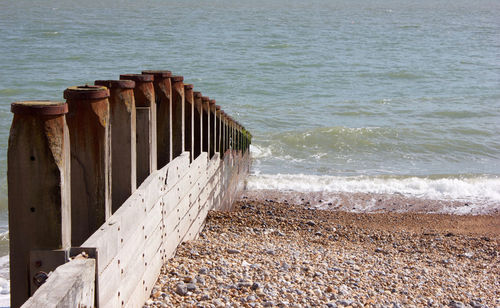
[145,197,499,307]
[241,189,500,216]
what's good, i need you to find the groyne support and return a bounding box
[7,70,252,308]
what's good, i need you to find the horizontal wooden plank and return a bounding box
[23,259,95,308]
[97,257,120,308]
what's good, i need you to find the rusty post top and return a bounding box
[64,85,110,100]
[215,105,221,110]
[11,101,68,116]
[209,99,216,105]
[120,74,154,83]
[170,76,184,82]
[141,70,172,78]
[184,84,194,90]
[202,96,209,102]
[94,80,135,89]
[194,92,202,99]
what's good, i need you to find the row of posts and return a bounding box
[7,70,252,307]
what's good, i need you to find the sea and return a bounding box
[0,0,499,305]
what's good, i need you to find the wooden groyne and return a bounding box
[7,70,251,308]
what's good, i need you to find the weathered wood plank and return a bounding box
[22,258,95,308]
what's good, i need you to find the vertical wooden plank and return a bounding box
[95,80,137,213]
[201,96,210,156]
[184,84,194,161]
[8,101,71,307]
[215,105,221,155]
[171,76,185,159]
[64,85,111,246]
[193,92,203,159]
[135,107,151,186]
[120,74,157,186]
[209,99,216,158]
[142,70,173,168]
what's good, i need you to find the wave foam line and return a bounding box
[246,174,500,203]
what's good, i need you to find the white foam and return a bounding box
[246,173,500,204]
[0,255,9,307]
[250,144,272,159]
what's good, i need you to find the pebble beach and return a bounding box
[145,197,499,308]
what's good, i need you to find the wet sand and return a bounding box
[145,197,499,307]
[242,190,500,216]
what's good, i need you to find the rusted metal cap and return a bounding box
[141,70,172,78]
[120,74,154,82]
[11,101,68,116]
[194,92,202,99]
[184,84,194,90]
[94,80,135,89]
[215,105,221,110]
[209,99,216,105]
[64,85,110,100]
[170,76,184,82]
[201,96,210,102]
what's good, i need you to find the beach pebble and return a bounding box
[175,283,188,296]
[145,200,499,308]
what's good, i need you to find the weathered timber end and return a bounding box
[7,70,252,308]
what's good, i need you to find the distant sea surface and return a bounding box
[0,0,499,304]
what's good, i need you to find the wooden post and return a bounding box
[119,74,156,187]
[220,111,225,158]
[222,111,228,155]
[184,84,194,161]
[94,80,137,212]
[64,85,111,246]
[227,117,233,152]
[142,70,172,168]
[201,96,210,156]
[238,124,242,152]
[193,92,203,159]
[209,99,216,159]
[215,105,221,155]
[8,101,70,308]
[171,76,185,158]
[235,122,239,152]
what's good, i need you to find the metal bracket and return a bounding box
[29,249,69,295]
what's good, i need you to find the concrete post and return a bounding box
[193,92,203,159]
[201,97,210,156]
[209,99,216,159]
[215,105,221,155]
[119,74,156,187]
[64,85,111,246]
[94,80,137,212]
[171,76,185,158]
[141,70,172,168]
[8,101,70,308]
[184,84,194,161]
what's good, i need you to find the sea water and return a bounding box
[0,0,499,305]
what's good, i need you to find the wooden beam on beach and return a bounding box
[8,101,71,308]
[94,79,137,213]
[64,85,112,246]
[171,76,185,159]
[184,84,194,162]
[141,70,173,168]
[120,74,157,187]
